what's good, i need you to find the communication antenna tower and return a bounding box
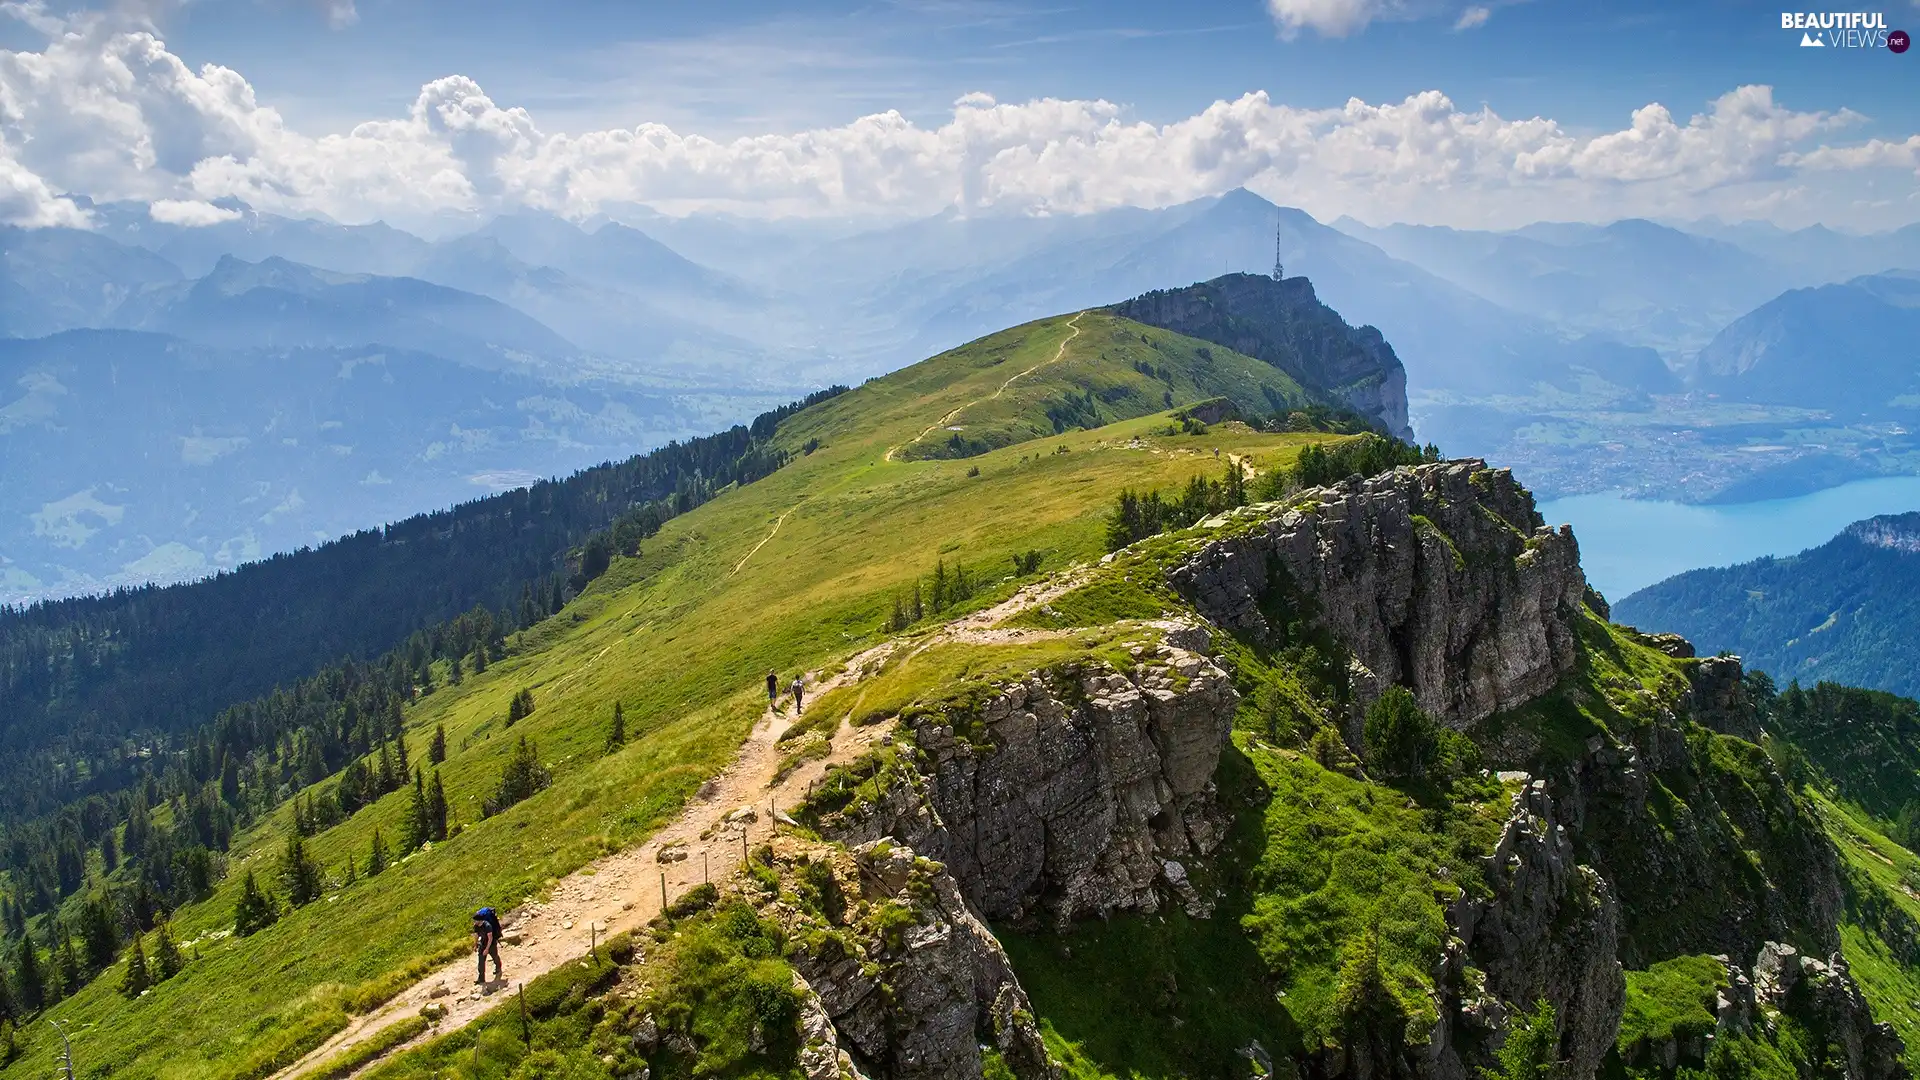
[1273,216,1284,280]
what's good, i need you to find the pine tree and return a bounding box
[404,769,430,851]
[606,702,626,753]
[366,827,390,877]
[482,736,552,817]
[342,857,357,887]
[0,960,14,1021]
[12,940,43,1013]
[100,830,118,873]
[395,732,410,775]
[124,794,151,858]
[233,871,277,937]
[429,723,447,765]
[281,834,324,907]
[376,743,398,793]
[53,933,81,1002]
[152,922,183,980]
[120,937,149,997]
[427,770,450,842]
[78,897,118,971]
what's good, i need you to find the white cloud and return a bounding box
[318,0,356,29]
[0,5,1913,230]
[1785,135,1920,174]
[1264,0,1396,38]
[148,197,239,225]
[1454,6,1491,29]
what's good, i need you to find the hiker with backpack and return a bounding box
[766,669,779,708]
[791,675,805,714]
[473,906,503,985]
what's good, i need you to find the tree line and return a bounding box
[0,386,845,1025]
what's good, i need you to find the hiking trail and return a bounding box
[271,661,888,1079]
[884,312,1084,462]
[271,568,1080,1079]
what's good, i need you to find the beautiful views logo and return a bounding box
[1781,10,1907,48]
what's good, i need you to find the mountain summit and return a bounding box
[1106,272,1412,438]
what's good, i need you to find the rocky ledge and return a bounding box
[1170,460,1591,734]
[822,624,1240,926]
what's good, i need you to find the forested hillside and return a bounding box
[1615,512,1920,696]
[0,387,845,812]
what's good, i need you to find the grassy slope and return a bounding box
[0,312,1344,1079]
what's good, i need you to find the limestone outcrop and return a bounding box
[1170,460,1591,733]
[825,628,1240,925]
[778,840,1055,1080]
[1441,781,1624,1080]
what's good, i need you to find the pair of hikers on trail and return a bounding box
[766,669,804,713]
[473,906,503,985]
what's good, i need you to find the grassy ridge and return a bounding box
[0,313,1345,1079]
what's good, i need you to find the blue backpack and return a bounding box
[475,907,502,936]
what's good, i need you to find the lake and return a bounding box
[1539,475,1920,602]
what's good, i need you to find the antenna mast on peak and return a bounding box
[1273,215,1284,280]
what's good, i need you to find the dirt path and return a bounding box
[731,508,793,575]
[884,312,1084,463]
[273,659,893,1080]
[275,567,1079,1079]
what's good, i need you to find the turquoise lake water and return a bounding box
[1538,476,1920,602]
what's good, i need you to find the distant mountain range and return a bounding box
[1690,270,1920,416]
[0,329,780,602]
[4,189,1918,600]
[1613,511,1920,697]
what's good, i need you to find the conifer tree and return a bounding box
[342,857,357,887]
[429,724,447,765]
[376,743,398,793]
[152,922,183,980]
[12,940,44,1013]
[233,871,277,937]
[281,834,324,907]
[78,897,118,971]
[404,769,430,851]
[0,961,14,1021]
[427,771,450,842]
[53,932,82,1001]
[395,732,410,774]
[366,827,390,876]
[100,830,118,873]
[124,794,151,858]
[482,736,552,817]
[120,937,149,997]
[606,702,626,753]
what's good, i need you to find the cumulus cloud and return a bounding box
[148,197,239,225]
[317,0,356,29]
[1265,0,1397,38]
[0,5,1912,230]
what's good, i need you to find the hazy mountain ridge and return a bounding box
[0,329,781,602]
[1614,510,1920,697]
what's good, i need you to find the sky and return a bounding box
[1,0,1917,231]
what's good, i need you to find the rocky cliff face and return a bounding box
[822,626,1239,926]
[775,839,1057,1080]
[1106,272,1412,438]
[1171,460,1590,734]
[1438,781,1624,1080]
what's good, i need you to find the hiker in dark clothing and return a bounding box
[473,907,503,984]
[766,670,779,706]
[791,676,805,714]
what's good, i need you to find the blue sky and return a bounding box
[135,0,1920,136]
[0,0,1916,229]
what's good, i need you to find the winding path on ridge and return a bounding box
[883,311,1085,463]
[271,661,889,1080]
[270,569,1084,1079]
